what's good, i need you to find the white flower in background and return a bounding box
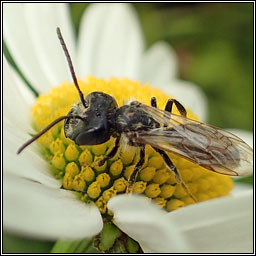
[3,3,253,253]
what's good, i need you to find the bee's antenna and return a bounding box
[17,115,84,154]
[56,27,87,109]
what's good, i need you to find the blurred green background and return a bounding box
[70,3,253,131]
[4,3,253,253]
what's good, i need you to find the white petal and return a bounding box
[168,191,253,253]
[77,3,144,80]
[3,121,60,188]
[162,80,208,121]
[227,129,253,148]
[108,195,191,253]
[4,56,59,187]
[3,3,52,93]
[12,66,35,108]
[24,3,76,88]
[3,3,75,93]
[3,56,34,132]
[3,174,103,240]
[139,41,178,86]
[232,182,253,195]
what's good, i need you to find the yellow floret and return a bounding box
[87,181,101,199]
[153,197,167,208]
[92,144,107,156]
[72,174,86,192]
[110,160,123,176]
[65,162,80,177]
[160,184,176,199]
[145,184,161,198]
[96,173,111,188]
[102,187,117,201]
[65,144,79,161]
[49,138,65,154]
[132,181,147,194]
[113,178,128,192]
[166,199,185,211]
[139,167,156,182]
[79,149,93,165]
[80,166,95,182]
[52,152,66,170]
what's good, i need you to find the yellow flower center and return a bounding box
[31,76,233,214]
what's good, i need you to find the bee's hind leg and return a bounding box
[153,147,197,203]
[126,146,146,193]
[151,97,196,202]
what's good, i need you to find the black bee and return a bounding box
[18,28,253,202]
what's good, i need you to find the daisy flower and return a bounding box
[3,3,253,253]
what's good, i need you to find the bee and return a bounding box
[17,28,253,202]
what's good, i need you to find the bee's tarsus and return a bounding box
[127,146,146,190]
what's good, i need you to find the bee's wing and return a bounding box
[131,102,253,176]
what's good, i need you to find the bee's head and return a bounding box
[17,29,119,154]
[64,92,118,145]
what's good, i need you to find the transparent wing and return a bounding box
[128,101,253,176]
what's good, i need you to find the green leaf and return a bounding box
[234,175,253,185]
[98,223,121,251]
[3,233,54,253]
[51,238,99,253]
[127,237,140,253]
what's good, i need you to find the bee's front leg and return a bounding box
[151,96,187,117]
[151,97,157,108]
[164,99,187,117]
[126,146,145,193]
[97,136,121,166]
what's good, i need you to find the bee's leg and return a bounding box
[165,99,187,117]
[151,98,195,200]
[97,136,121,166]
[153,147,197,203]
[126,146,146,193]
[151,97,157,108]
[151,96,187,117]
